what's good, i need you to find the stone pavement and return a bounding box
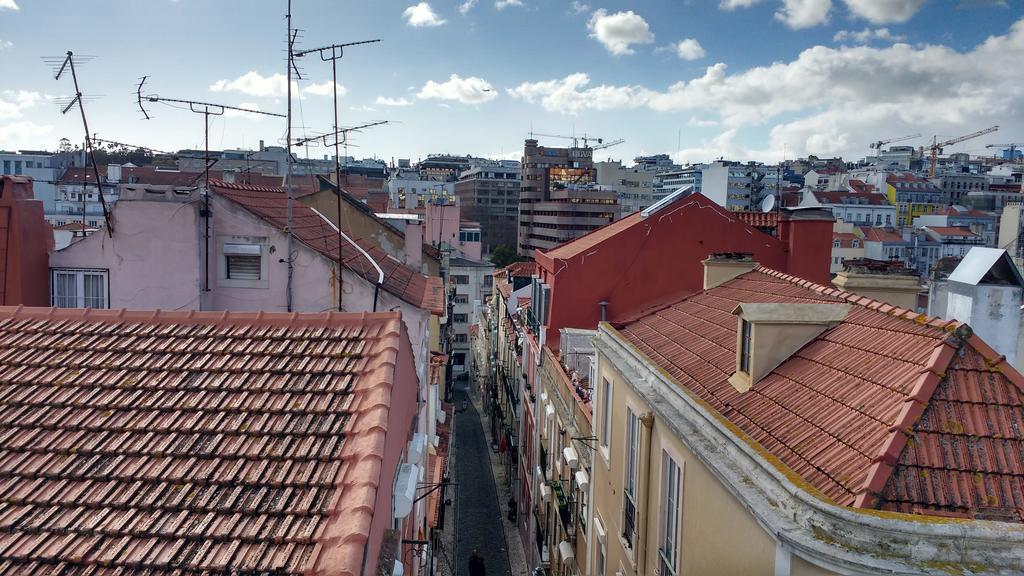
[454,383,513,576]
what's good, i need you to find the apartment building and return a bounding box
[0,150,67,219]
[799,189,896,227]
[455,159,522,251]
[589,257,1024,576]
[449,255,494,375]
[700,161,756,211]
[595,160,654,216]
[885,173,943,226]
[518,139,619,257]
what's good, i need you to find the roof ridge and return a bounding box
[0,306,402,329]
[754,266,961,332]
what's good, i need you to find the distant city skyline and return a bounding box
[0,0,1020,165]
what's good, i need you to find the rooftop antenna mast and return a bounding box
[294,38,382,311]
[284,0,302,312]
[137,76,284,293]
[49,51,114,237]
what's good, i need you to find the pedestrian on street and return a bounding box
[468,549,486,576]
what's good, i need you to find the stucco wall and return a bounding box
[591,350,830,576]
[49,196,202,310]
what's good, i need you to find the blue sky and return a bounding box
[0,0,1020,165]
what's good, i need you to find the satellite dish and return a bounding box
[761,194,777,213]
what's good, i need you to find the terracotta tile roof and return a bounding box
[616,268,1024,519]
[502,261,536,278]
[922,226,978,238]
[861,228,905,243]
[812,191,890,206]
[0,306,414,574]
[847,179,875,194]
[211,180,444,314]
[832,232,861,248]
[939,206,990,218]
[52,222,96,232]
[734,211,780,229]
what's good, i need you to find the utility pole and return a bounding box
[294,38,381,311]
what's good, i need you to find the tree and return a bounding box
[489,244,527,268]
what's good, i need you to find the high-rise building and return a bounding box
[518,139,619,257]
[454,159,521,252]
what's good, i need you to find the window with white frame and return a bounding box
[599,377,612,451]
[623,408,640,549]
[51,268,108,309]
[659,452,683,576]
[594,517,607,576]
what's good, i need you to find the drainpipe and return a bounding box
[599,301,608,322]
[636,411,655,576]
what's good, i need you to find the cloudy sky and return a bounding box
[0,0,1019,165]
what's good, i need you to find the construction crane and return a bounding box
[928,125,999,178]
[869,133,920,151]
[592,138,624,151]
[986,143,1022,162]
[529,131,617,149]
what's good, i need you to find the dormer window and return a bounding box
[728,303,851,393]
[739,319,752,373]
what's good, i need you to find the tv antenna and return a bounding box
[47,51,114,236]
[294,38,382,311]
[137,75,285,293]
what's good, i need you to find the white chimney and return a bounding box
[107,164,122,184]
[222,169,237,183]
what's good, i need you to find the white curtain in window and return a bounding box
[53,272,77,308]
[83,273,105,308]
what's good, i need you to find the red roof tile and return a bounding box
[0,306,415,575]
[616,267,1024,518]
[861,228,904,243]
[735,211,780,229]
[812,191,890,206]
[922,226,978,238]
[211,180,444,314]
[502,261,536,278]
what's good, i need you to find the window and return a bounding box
[623,408,640,549]
[2,160,9,174]
[659,453,683,576]
[51,269,108,309]
[453,313,468,323]
[484,275,493,288]
[599,377,612,451]
[852,240,860,248]
[739,319,752,373]
[13,161,21,175]
[454,333,468,343]
[833,240,840,248]
[225,244,262,280]
[459,230,481,243]
[452,352,466,367]
[594,518,608,576]
[453,295,469,304]
[452,275,469,285]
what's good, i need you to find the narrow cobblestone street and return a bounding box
[453,384,509,576]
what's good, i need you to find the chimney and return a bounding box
[702,253,758,290]
[222,169,237,184]
[0,176,51,306]
[832,259,921,309]
[259,139,265,152]
[777,208,834,285]
[405,220,423,270]
[107,164,122,184]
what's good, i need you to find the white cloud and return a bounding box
[775,0,832,29]
[0,122,53,147]
[350,105,378,112]
[224,103,263,119]
[833,27,905,43]
[511,18,1024,161]
[418,74,496,104]
[719,0,763,8]
[303,81,348,97]
[0,0,19,11]
[210,73,342,99]
[674,39,706,60]
[403,2,446,27]
[842,0,926,23]
[495,0,523,9]
[376,96,413,107]
[688,116,719,128]
[210,72,293,98]
[508,73,652,114]
[587,9,654,56]
[0,90,41,119]
[569,1,591,15]
[0,39,12,50]
[458,0,477,14]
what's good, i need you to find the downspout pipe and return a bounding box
[637,411,655,576]
[599,301,608,322]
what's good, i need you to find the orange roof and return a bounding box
[0,307,416,574]
[211,180,444,314]
[618,268,1024,518]
[861,228,904,243]
[502,261,536,278]
[543,210,645,260]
